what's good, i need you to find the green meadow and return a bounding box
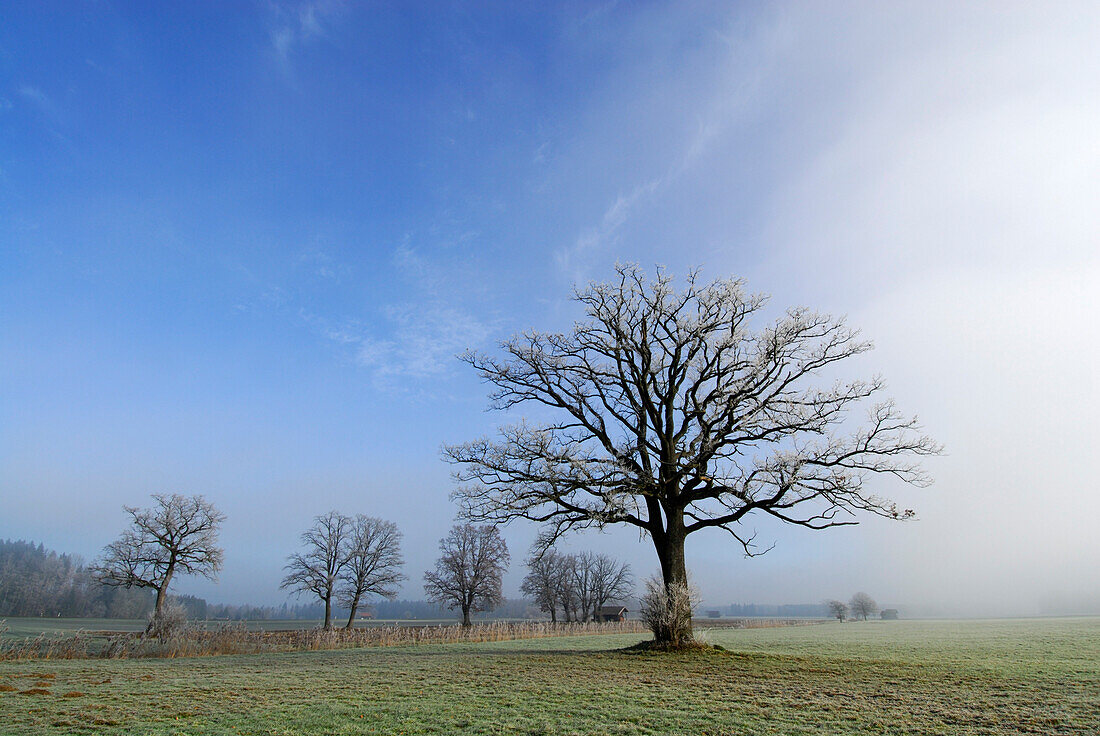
[1,617,1097,735]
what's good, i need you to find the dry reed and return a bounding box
[2,619,647,661]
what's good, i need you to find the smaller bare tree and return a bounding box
[92,493,225,634]
[826,599,849,622]
[520,549,568,622]
[281,511,352,630]
[849,592,878,621]
[423,524,509,626]
[567,552,597,623]
[556,559,580,622]
[339,515,405,629]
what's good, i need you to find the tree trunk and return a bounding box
[323,594,332,630]
[549,605,557,623]
[147,565,174,634]
[345,594,360,630]
[653,522,693,646]
[146,585,168,634]
[461,605,471,627]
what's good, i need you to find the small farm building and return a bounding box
[596,606,628,622]
[881,609,899,620]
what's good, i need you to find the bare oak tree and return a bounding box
[567,552,596,622]
[446,265,939,646]
[280,511,351,630]
[92,493,225,633]
[520,549,568,622]
[849,592,878,621]
[423,524,509,627]
[826,599,849,622]
[339,515,405,629]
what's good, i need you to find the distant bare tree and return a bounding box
[338,515,405,629]
[423,524,509,627]
[555,556,581,622]
[849,592,878,621]
[567,552,597,622]
[92,493,225,633]
[281,511,352,630]
[446,265,939,646]
[826,599,849,622]
[520,549,567,622]
[587,553,633,620]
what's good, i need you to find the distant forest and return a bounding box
[0,538,152,618]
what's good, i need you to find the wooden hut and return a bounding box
[595,606,628,622]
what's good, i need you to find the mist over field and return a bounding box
[2,1,1097,619]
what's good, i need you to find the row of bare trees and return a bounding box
[520,549,633,623]
[90,496,626,633]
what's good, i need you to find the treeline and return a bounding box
[172,596,334,621]
[720,603,828,618]
[0,539,153,618]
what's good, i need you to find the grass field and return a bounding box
[1,617,1097,735]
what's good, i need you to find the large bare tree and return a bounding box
[446,265,939,645]
[92,493,225,633]
[423,524,509,627]
[338,515,405,629]
[280,511,352,630]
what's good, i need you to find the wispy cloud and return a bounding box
[556,177,661,278]
[552,10,767,281]
[355,303,493,379]
[297,248,350,281]
[268,1,340,74]
[301,240,497,384]
[17,86,59,121]
[359,241,497,380]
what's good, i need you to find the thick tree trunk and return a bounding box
[146,585,168,634]
[461,605,471,627]
[147,566,174,634]
[323,594,333,630]
[653,522,693,646]
[549,606,557,623]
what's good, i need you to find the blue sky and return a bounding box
[3,2,1098,614]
